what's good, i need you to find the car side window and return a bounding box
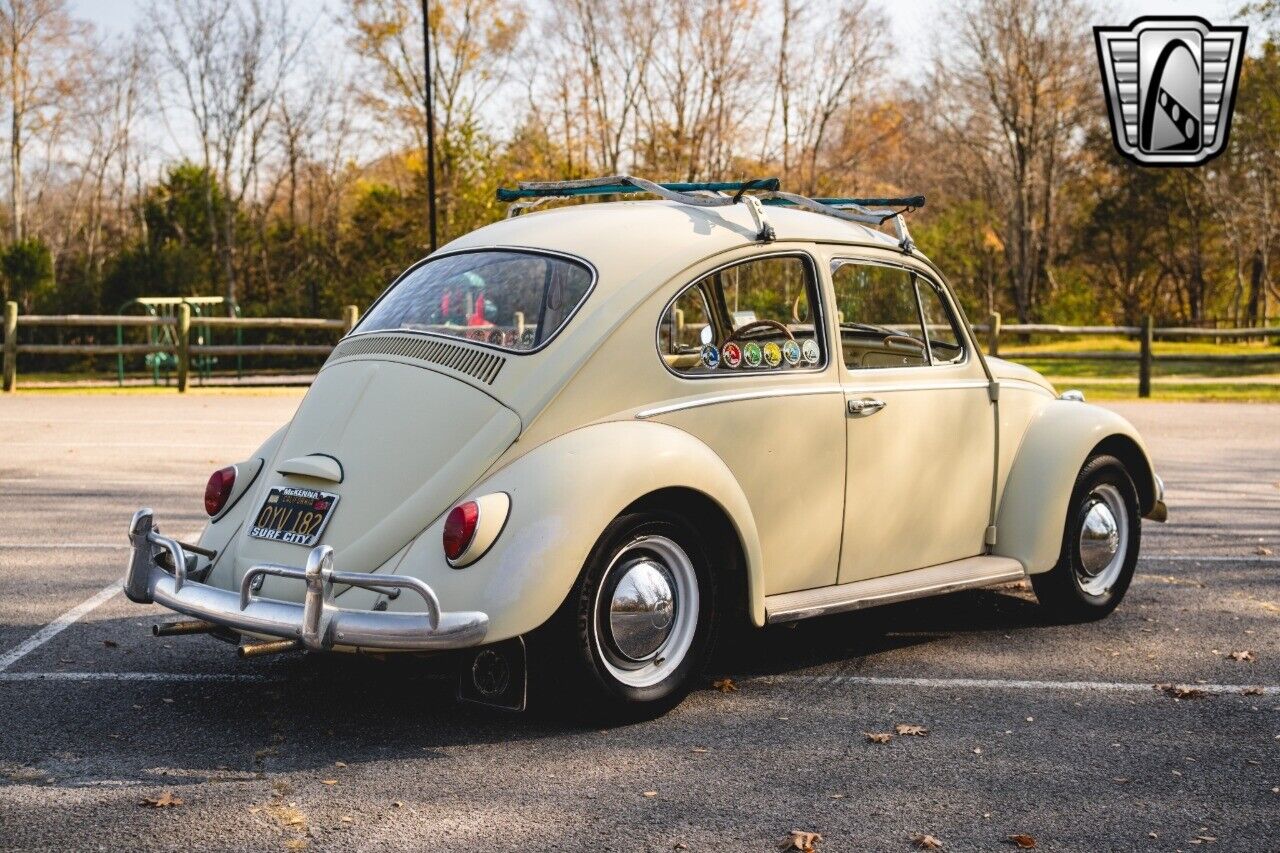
[658,285,712,358]
[830,261,965,370]
[659,254,825,376]
[916,277,965,365]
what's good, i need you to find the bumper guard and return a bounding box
[125,509,488,651]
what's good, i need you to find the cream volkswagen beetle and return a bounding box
[125,177,1167,719]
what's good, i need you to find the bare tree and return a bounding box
[929,0,1093,322]
[150,0,308,308]
[0,0,86,242]
[772,0,887,193]
[349,0,525,235]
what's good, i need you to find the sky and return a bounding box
[68,0,1253,168]
[72,0,1250,49]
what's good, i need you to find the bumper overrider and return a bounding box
[124,509,488,652]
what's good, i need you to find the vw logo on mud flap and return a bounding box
[1094,17,1247,166]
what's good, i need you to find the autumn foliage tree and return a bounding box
[0,0,1273,331]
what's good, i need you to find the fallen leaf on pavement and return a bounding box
[642,791,658,798]
[1156,683,1208,700]
[102,640,118,648]
[140,791,183,808]
[712,678,738,693]
[779,830,822,851]
[864,732,893,744]
[1228,650,1256,662]
[895,724,929,736]
[1256,546,1272,556]
[1008,834,1037,849]
[912,834,943,849]
[320,780,338,786]
[1243,687,1264,696]
[334,761,347,768]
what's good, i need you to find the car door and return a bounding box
[651,249,847,595]
[828,256,996,584]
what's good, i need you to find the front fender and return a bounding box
[995,400,1158,574]
[393,419,765,642]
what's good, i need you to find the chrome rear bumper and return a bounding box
[124,509,488,652]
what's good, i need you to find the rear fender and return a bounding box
[199,425,286,585]
[995,401,1159,574]
[394,419,765,642]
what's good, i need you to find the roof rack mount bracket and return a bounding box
[740,195,775,243]
[894,214,915,253]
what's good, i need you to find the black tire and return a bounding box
[1031,454,1141,622]
[529,511,717,723]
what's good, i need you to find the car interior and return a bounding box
[659,255,964,374]
[659,255,823,374]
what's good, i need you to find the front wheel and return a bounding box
[1031,454,1141,622]
[530,512,716,722]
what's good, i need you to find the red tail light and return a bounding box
[443,500,479,561]
[204,466,236,516]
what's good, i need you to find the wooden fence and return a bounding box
[2,301,358,392]
[3,302,1279,396]
[979,313,1280,397]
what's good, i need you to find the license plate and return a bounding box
[248,487,340,547]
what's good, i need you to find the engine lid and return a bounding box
[232,359,520,588]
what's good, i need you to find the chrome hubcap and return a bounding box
[594,535,699,689]
[608,560,675,660]
[1076,484,1129,595]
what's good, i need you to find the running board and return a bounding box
[765,556,1025,624]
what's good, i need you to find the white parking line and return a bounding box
[0,543,129,549]
[754,674,1278,696]
[0,672,267,682]
[1141,555,1280,563]
[0,581,122,672]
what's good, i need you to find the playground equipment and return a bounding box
[116,297,241,386]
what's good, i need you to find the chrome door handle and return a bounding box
[847,397,886,417]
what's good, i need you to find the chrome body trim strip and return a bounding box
[125,509,487,651]
[636,384,843,419]
[764,556,1025,623]
[840,378,989,394]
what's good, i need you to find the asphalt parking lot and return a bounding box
[0,393,1276,852]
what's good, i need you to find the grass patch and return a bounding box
[1048,380,1280,403]
[995,337,1280,379]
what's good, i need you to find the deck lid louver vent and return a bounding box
[328,334,506,385]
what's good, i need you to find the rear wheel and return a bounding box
[1031,454,1140,621]
[530,512,716,722]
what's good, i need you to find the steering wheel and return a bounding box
[882,334,926,353]
[726,319,795,343]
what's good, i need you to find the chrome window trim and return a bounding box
[829,257,971,372]
[839,378,990,395]
[658,281,713,357]
[636,383,843,419]
[348,244,599,357]
[654,250,830,381]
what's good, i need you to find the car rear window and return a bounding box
[357,250,594,352]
